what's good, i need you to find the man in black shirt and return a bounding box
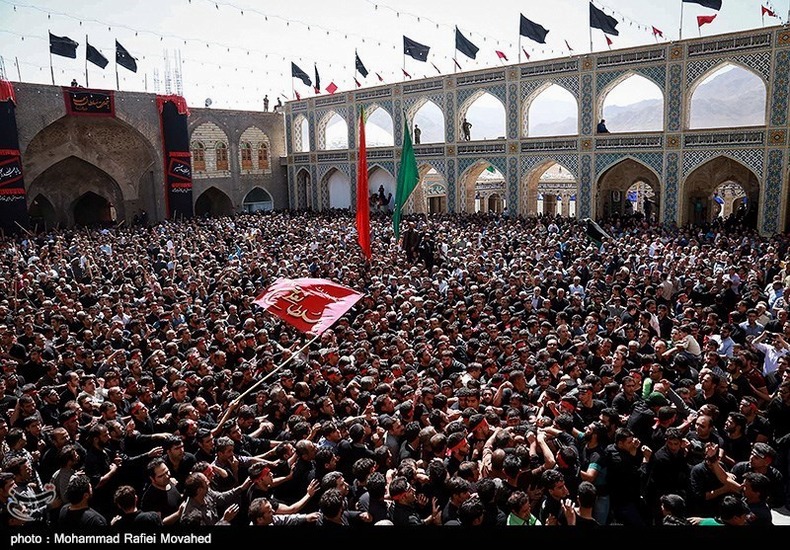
[58,472,107,527]
[140,458,183,525]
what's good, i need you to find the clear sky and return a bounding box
[0,0,786,110]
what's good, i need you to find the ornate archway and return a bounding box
[194,187,233,217]
[595,158,661,222]
[681,156,759,227]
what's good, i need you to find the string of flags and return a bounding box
[21,0,789,102]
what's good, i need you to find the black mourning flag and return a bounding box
[355,52,368,78]
[590,3,620,36]
[314,64,321,93]
[519,14,549,44]
[682,0,722,9]
[455,27,479,60]
[584,218,611,247]
[403,36,430,62]
[86,40,108,69]
[115,40,137,72]
[49,32,78,59]
[291,62,312,87]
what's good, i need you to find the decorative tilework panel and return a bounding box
[458,156,507,178]
[579,155,592,218]
[664,153,679,224]
[520,77,580,100]
[285,117,293,155]
[394,100,402,144]
[507,84,519,140]
[682,149,764,179]
[349,164,356,209]
[316,163,350,182]
[596,66,666,94]
[456,85,507,107]
[320,178,330,210]
[668,64,683,133]
[595,153,664,177]
[581,74,593,136]
[770,50,790,127]
[447,159,456,213]
[288,166,295,209]
[762,149,784,234]
[520,155,579,179]
[402,94,444,115]
[311,164,319,209]
[507,157,518,209]
[369,161,395,176]
[308,112,316,152]
[686,52,772,87]
[445,94,456,143]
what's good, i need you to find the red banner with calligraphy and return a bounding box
[253,278,364,335]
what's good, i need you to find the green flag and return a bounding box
[393,118,419,240]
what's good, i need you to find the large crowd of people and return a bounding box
[0,209,789,528]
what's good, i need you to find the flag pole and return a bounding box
[235,333,321,402]
[115,44,120,91]
[518,34,522,64]
[84,34,89,88]
[679,0,684,40]
[48,30,55,85]
[15,57,21,81]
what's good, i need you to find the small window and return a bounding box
[216,142,228,171]
[241,142,253,170]
[192,142,206,172]
[258,143,270,170]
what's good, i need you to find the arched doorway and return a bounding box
[325,169,351,210]
[458,160,505,213]
[595,158,660,222]
[681,156,759,227]
[295,168,312,209]
[28,194,56,231]
[194,187,233,217]
[73,192,112,227]
[520,161,577,217]
[242,187,274,212]
[26,156,125,227]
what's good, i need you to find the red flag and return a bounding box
[325,82,338,94]
[295,90,301,100]
[565,40,574,51]
[354,78,361,88]
[453,58,462,70]
[697,14,717,27]
[605,35,612,47]
[495,50,508,61]
[253,278,364,335]
[762,5,777,17]
[356,109,371,259]
[522,48,530,60]
[376,72,384,82]
[402,68,412,79]
[652,26,664,37]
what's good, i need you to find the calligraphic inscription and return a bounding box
[168,156,193,182]
[63,88,115,117]
[254,278,364,335]
[0,152,24,196]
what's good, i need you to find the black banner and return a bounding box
[63,88,115,117]
[157,96,193,219]
[0,100,28,233]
